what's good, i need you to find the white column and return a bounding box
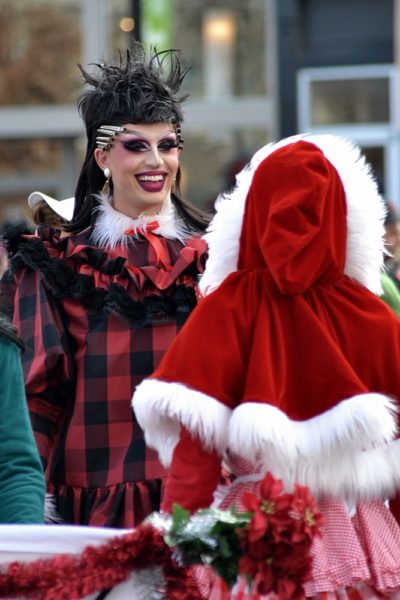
[203,9,236,100]
[81,0,110,66]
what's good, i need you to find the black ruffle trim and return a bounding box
[8,235,198,327]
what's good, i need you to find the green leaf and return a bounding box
[163,503,251,588]
[171,503,190,530]
[164,503,191,547]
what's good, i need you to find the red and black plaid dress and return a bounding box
[7,225,206,528]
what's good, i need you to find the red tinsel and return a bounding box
[0,523,202,600]
[0,476,323,600]
[239,472,324,600]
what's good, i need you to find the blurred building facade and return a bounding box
[277,0,399,205]
[0,0,399,219]
[0,0,277,219]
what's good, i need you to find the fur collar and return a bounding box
[91,192,192,248]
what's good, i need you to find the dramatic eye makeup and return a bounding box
[120,135,179,153]
[157,138,179,151]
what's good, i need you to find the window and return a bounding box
[297,64,400,205]
[310,78,390,125]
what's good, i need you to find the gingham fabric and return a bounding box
[195,454,400,598]
[207,579,393,600]
[7,226,205,528]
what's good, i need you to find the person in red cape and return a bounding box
[133,134,400,598]
[3,43,209,528]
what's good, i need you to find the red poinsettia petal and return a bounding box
[277,577,305,600]
[241,491,262,512]
[239,554,258,578]
[247,510,270,542]
[260,472,285,500]
[246,538,275,561]
[238,474,320,599]
[255,563,277,595]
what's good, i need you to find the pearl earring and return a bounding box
[102,167,111,194]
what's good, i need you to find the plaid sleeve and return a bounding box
[13,269,74,470]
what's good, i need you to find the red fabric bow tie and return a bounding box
[124,221,171,270]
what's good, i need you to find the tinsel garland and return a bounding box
[0,473,323,600]
[0,524,202,600]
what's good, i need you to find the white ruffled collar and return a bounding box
[91,192,191,248]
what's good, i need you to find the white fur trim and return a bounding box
[288,439,400,501]
[133,379,231,467]
[199,134,386,296]
[224,440,400,502]
[198,162,251,297]
[229,393,397,462]
[91,192,192,248]
[228,393,399,501]
[44,493,62,523]
[309,135,386,295]
[134,379,400,500]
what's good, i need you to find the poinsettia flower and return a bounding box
[290,484,324,540]
[259,472,284,498]
[242,473,294,544]
[237,474,320,598]
[243,497,272,542]
[241,490,262,513]
[259,475,293,518]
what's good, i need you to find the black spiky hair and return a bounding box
[78,43,189,141]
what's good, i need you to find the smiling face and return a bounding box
[94,122,180,219]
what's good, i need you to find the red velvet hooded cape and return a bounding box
[133,137,400,512]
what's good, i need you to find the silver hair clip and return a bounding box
[175,123,184,150]
[96,123,185,151]
[95,125,127,151]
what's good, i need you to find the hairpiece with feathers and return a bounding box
[66,43,209,234]
[78,44,189,142]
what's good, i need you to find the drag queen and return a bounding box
[5,44,208,528]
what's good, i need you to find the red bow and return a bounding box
[124,221,171,270]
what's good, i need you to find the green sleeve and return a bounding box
[0,337,45,523]
[380,271,400,318]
